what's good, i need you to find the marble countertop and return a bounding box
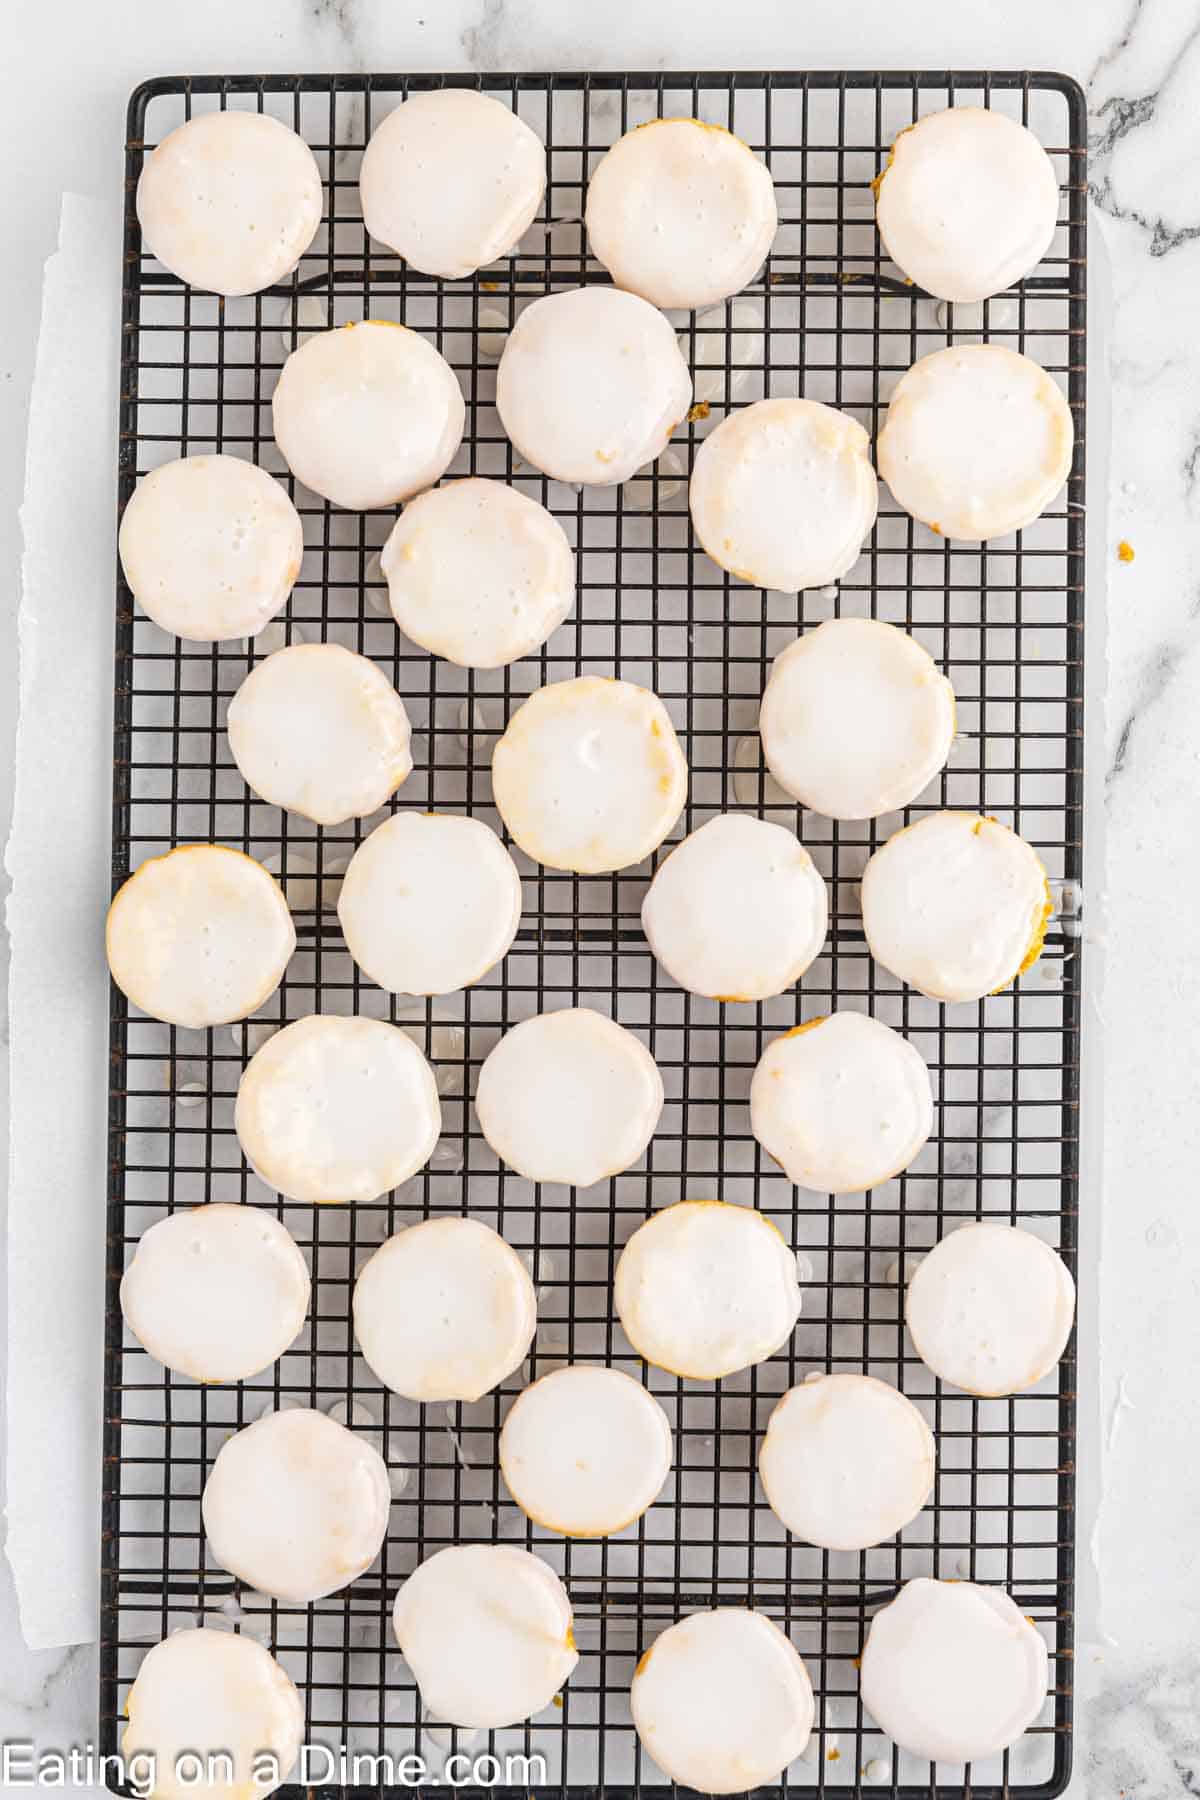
[3,0,1197,1792]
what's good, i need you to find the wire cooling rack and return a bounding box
[101,70,1085,1800]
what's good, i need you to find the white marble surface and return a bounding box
[2,0,1198,1792]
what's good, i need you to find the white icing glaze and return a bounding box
[491,676,687,873]
[120,1203,309,1384]
[585,118,777,311]
[876,107,1060,304]
[106,845,295,1030]
[272,321,465,511]
[234,1014,441,1204]
[758,1373,935,1550]
[360,89,546,280]
[749,1012,934,1194]
[392,1545,578,1728]
[382,478,574,669]
[860,1578,1049,1763]
[123,1628,303,1800]
[499,1364,672,1536]
[118,454,303,643]
[338,811,521,997]
[689,398,877,592]
[614,1200,801,1381]
[202,1407,391,1604]
[876,345,1074,542]
[905,1222,1075,1397]
[135,110,322,298]
[860,811,1050,1002]
[475,1008,663,1187]
[496,286,692,486]
[227,643,413,826]
[641,812,827,1000]
[354,1217,535,1403]
[759,619,956,821]
[631,1608,814,1793]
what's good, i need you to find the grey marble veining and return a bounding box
[3,1,1199,1793]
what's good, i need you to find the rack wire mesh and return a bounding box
[101,70,1086,1800]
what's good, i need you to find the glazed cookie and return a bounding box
[586,118,777,310]
[337,812,522,997]
[272,321,464,511]
[118,454,303,643]
[875,107,1060,303]
[491,677,687,873]
[393,1545,578,1729]
[123,1628,303,1800]
[759,1374,935,1550]
[496,286,692,486]
[906,1222,1075,1397]
[689,398,877,592]
[749,1012,934,1194]
[353,1217,537,1403]
[877,345,1073,541]
[475,1008,663,1188]
[615,1200,801,1381]
[227,643,413,826]
[861,811,1052,1002]
[860,1579,1048,1763]
[136,110,322,297]
[120,1203,309,1383]
[382,478,574,669]
[631,1609,814,1793]
[641,813,827,1001]
[106,845,294,1029]
[361,89,546,280]
[202,1407,391,1604]
[500,1365,673,1536]
[759,619,956,820]
[235,1014,441,1204]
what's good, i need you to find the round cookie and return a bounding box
[118,454,303,643]
[875,107,1060,303]
[500,1365,672,1536]
[353,1217,536,1403]
[689,398,877,592]
[861,811,1052,1002]
[641,813,827,1001]
[272,321,464,511]
[234,1014,441,1204]
[906,1222,1075,1397]
[860,1578,1049,1764]
[877,345,1074,542]
[631,1608,814,1793]
[136,110,322,297]
[382,478,574,669]
[475,1008,663,1188]
[123,1628,303,1800]
[202,1407,391,1603]
[615,1200,801,1381]
[759,1373,935,1550]
[491,677,687,873]
[496,286,692,486]
[227,643,413,826]
[585,117,777,310]
[106,845,295,1030]
[120,1203,309,1383]
[749,1012,934,1194]
[337,812,521,996]
[361,89,545,280]
[759,619,956,820]
[393,1544,578,1729]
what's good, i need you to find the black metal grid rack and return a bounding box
[102,70,1086,1800]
